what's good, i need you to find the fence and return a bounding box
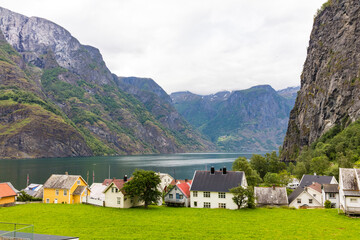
[0,222,34,240]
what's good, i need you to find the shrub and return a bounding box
[324,200,332,209]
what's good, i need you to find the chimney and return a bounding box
[124,175,128,182]
[223,167,227,175]
[272,185,275,190]
[185,179,188,182]
[65,172,68,175]
[210,166,215,175]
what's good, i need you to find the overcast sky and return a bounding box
[1,0,325,95]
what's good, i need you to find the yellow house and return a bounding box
[43,173,90,204]
[0,182,17,206]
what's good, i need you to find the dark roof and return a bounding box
[190,170,244,192]
[343,190,360,197]
[300,175,334,188]
[288,187,304,204]
[322,184,339,193]
[73,186,86,195]
[43,175,82,189]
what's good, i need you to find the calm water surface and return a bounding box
[0,153,257,189]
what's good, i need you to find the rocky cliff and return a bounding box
[0,7,213,158]
[282,0,360,160]
[171,85,295,152]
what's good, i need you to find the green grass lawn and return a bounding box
[0,204,359,239]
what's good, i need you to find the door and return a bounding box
[54,198,58,204]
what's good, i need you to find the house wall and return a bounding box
[0,196,15,205]
[345,196,360,208]
[159,174,174,192]
[322,191,339,208]
[289,191,322,209]
[190,191,237,210]
[164,186,189,207]
[70,177,88,204]
[104,188,127,208]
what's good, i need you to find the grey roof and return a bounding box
[43,174,82,189]
[322,184,339,193]
[190,170,244,192]
[288,187,305,204]
[254,187,288,206]
[340,168,359,190]
[343,190,360,197]
[300,175,334,187]
[6,182,19,193]
[73,185,86,195]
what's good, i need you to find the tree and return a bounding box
[232,157,261,186]
[310,156,330,175]
[266,151,286,173]
[294,162,307,179]
[287,162,295,175]
[278,170,292,186]
[230,185,255,209]
[324,200,331,208]
[250,154,268,178]
[123,169,162,208]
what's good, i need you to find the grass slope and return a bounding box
[0,204,359,239]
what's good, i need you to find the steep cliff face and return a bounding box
[0,7,214,158]
[282,0,360,160]
[171,85,295,152]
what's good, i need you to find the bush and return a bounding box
[17,191,42,202]
[324,200,332,209]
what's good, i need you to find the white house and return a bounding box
[254,186,288,207]
[288,182,323,208]
[190,167,247,210]
[103,176,142,208]
[156,173,174,192]
[23,183,42,198]
[164,182,191,207]
[339,168,360,215]
[86,183,107,206]
[322,184,339,208]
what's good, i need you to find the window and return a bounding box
[77,180,81,185]
[117,197,121,205]
[351,198,358,203]
[203,192,210,198]
[193,191,198,197]
[55,189,59,196]
[64,190,67,196]
[297,199,301,204]
[179,195,183,199]
[329,193,335,199]
[309,199,313,204]
[218,192,226,198]
[46,199,50,203]
[218,203,226,209]
[169,194,173,199]
[313,194,316,197]
[111,187,118,193]
[194,201,197,207]
[203,202,211,208]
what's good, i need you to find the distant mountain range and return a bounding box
[0,7,214,159]
[171,85,299,152]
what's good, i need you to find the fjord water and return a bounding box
[0,153,254,189]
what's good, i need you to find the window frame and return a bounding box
[218,192,226,198]
[218,203,226,209]
[193,191,198,197]
[203,192,210,198]
[297,198,301,204]
[55,189,59,196]
[63,189,67,196]
[203,202,211,208]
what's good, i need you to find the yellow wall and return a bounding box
[43,176,89,204]
[0,196,15,205]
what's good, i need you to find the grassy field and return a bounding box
[0,204,359,239]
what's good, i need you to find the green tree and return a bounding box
[294,162,307,179]
[123,169,162,208]
[310,156,330,175]
[324,200,331,208]
[287,162,295,175]
[230,185,255,209]
[266,151,286,173]
[232,157,261,186]
[250,154,268,178]
[278,170,292,186]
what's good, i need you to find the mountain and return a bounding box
[171,85,296,152]
[277,86,300,103]
[281,0,360,161]
[0,7,213,158]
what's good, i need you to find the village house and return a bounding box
[87,183,107,206]
[339,168,360,214]
[103,175,143,208]
[190,167,247,210]
[164,182,191,207]
[24,183,43,199]
[299,174,338,188]
[322,184,339,208]
[43,173,90,204]
[156,172,174,192]
[254,186,288,207]
[288,182,323,208]
[0,182,18,206]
